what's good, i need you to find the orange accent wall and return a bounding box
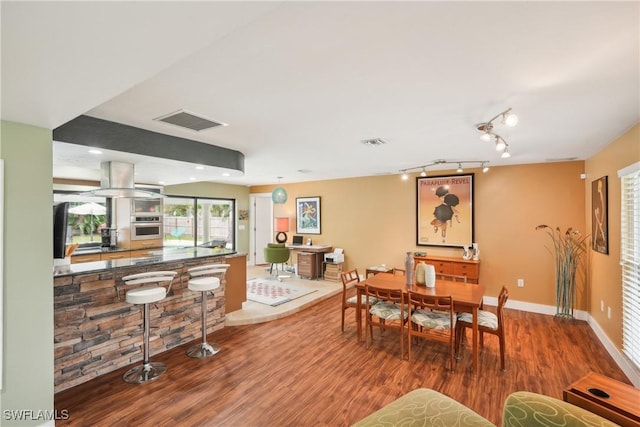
[252,161,587,308]
[585,124,640,349]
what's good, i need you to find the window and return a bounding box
[163,196,235,249]
[619,162,640,371]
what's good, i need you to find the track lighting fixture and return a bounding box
[399,159,489,180]
[476,107,517,158]
[501,149,511,159]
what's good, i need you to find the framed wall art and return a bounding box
[591,175,608,254]
[417,173,474,248]
[296,196,321,234]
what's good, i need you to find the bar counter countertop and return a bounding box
[53,246,246,392]
[54,246,238,277]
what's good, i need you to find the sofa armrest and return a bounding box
[352,388,494,426]
[502,391,619,427]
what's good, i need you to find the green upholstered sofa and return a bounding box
[352,388,618,427]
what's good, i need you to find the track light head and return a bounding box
[495,136,507,151]
[456,163,463,173]
[401,171,409,181]
[502,110,518,127]
[501,149,511,159]
[420,168,427,177]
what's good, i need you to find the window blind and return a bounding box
[619,161,640,371]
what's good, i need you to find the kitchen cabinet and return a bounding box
[70,253,101,264]
[413,255,480,284]
[100,252,129,261]
[129,239,163,250]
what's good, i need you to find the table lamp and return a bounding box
[274,217,289,243]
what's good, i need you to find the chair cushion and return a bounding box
[126,286,167,305]
[458,310,498,330]
[188,276,221,292]
[370,302,408,320]
[352,388,494,426]
[411,309,455,329]
[346,295,379,306]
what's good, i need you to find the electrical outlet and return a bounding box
[601,300,605,311]
[607,306,612,319]
[517,278,524,288]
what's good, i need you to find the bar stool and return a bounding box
[118,270,177,384]
[186,263,230,358]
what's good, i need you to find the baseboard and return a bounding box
[484,296,640,387]
[587,315,640,387]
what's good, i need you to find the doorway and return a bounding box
[250,193,272,265]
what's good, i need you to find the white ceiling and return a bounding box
[2,1,639,187]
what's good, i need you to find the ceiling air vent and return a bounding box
[361,138,387,146]
[154,109,227,131]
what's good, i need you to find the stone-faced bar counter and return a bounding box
[53,247,246,392]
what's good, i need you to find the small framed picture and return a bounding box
[296,196,321,234]
[591,176,608,254]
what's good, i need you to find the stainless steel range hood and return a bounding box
[82,161,164,198]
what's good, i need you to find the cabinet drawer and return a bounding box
[428,261,453,274]
[129,249,154,258]
[101,252,130,261]
[129,239,163,250]
[71,253,101,264]
[453,263,479,279]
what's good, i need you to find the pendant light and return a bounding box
[271,177,288,204]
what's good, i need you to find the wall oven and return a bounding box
[131,216,162,240]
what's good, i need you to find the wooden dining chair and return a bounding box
[455,286,509,371]
[340,269,378,332]
[437,273,467,283]
[407,291,456,371]
[364,284,408,359]
[392,268,405,276]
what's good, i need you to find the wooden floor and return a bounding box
[55,293,630,426]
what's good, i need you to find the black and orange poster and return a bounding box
[417,174,474,247]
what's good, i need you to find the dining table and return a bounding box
[355,272,486,373]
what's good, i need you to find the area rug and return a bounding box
[246,279,317,306]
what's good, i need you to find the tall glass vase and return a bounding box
[404,252,414,287]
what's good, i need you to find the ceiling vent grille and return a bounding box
[154,109,227,131]
[361,138,387,146]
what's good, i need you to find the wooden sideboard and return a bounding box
[413,255,480,284]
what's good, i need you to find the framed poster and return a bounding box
[296,196,321,234]
[417,173,474,248]
[591,176,608,254]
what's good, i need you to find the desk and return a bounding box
[563,372,640,426]
[286,244,332,279]
[356,273,485,372]
[366,265,393,278]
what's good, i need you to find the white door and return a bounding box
[250,193,272,265]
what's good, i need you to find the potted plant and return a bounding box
[536,225,589,318]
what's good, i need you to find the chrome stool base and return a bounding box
[186,342,221,358]
[123,361,167,384]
